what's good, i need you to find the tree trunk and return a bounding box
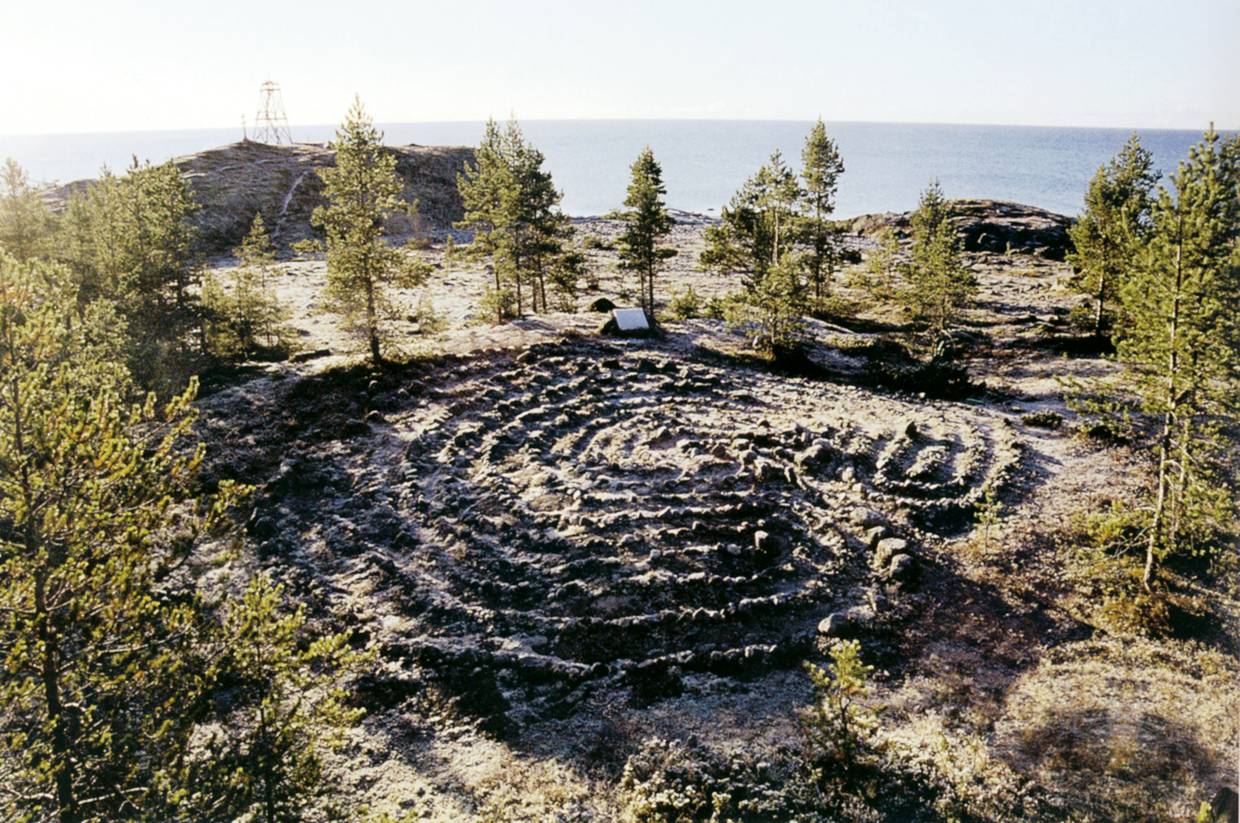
[490,265,503,323]
[1169,415,1193,552]
[1145,211,1186,592]
[11,376,77,823]
[365,278,381,366]
[1146,413,1174,591]
[37,570,77,823]
[1094,232,1116,340]
[646,262,654,318]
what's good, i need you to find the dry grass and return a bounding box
[993,638,1238,821]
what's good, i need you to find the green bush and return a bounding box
[666,286,704,320]
[582,234,614,251]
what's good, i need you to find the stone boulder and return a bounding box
[847,199,1074,261]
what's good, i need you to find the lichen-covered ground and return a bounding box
[195,220,1239,821]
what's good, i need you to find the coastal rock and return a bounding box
[848,199,1073,261]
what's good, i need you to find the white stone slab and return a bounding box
[613,308,649,331]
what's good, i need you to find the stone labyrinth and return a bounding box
[268,339,1023,722]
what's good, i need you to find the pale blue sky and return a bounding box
[2,0,1236,135]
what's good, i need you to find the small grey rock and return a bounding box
[850,507,884,528]
[873,537,909,570]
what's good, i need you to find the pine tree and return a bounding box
[726,251,809,356]
[702,150,801,284]
[800,119,846,303]
[852,225,900,300]
[0,253,243,823]
[457,119,517,321]
[802,640,880,774]
[508,121,572,314]
[55,160,204,392]
[457,118,576,320]
[191,574,370,823]
[617,147,676,317]
[904,181,975,342]
[0,158,55,261]
[1068,135,1158,338]
[313,97,430,366]
[203,213,291,359]
[1115,129,1240,590]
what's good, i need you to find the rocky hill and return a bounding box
[848,198,1075,260]
[47,140,475,255]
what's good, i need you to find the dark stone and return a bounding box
[587,297,617,313]
[887,553,917,583]
[291,348,331,363]
[246,513,276,541]
[849,199,1073,262]
[1209,788,1239,823]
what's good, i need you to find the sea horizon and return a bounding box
[2,119,1228,219]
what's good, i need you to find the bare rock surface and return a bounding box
[44,139,474,254]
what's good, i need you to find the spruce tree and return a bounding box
[314,97,429,366]
[0,253,243,823]
[617,147,676,317]
[800,119,846,303]
[0,158,54,261]
[904,181,975,342]
[1115,129,1240,590]
[1068,135,1158,338]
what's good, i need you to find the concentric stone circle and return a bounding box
[350,338,1023,717]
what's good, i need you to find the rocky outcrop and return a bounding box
[847,198,1074,260]
[45,140,475,255]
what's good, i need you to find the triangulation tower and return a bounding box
[252,80,293,145]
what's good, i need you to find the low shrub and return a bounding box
[1021,410,1064,429]
[666,286,704,320]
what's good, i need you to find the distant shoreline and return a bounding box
[8,122,1224,218]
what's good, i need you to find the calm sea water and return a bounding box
[0,120,1221,218]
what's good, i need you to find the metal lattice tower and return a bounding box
[251,81,293,145]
